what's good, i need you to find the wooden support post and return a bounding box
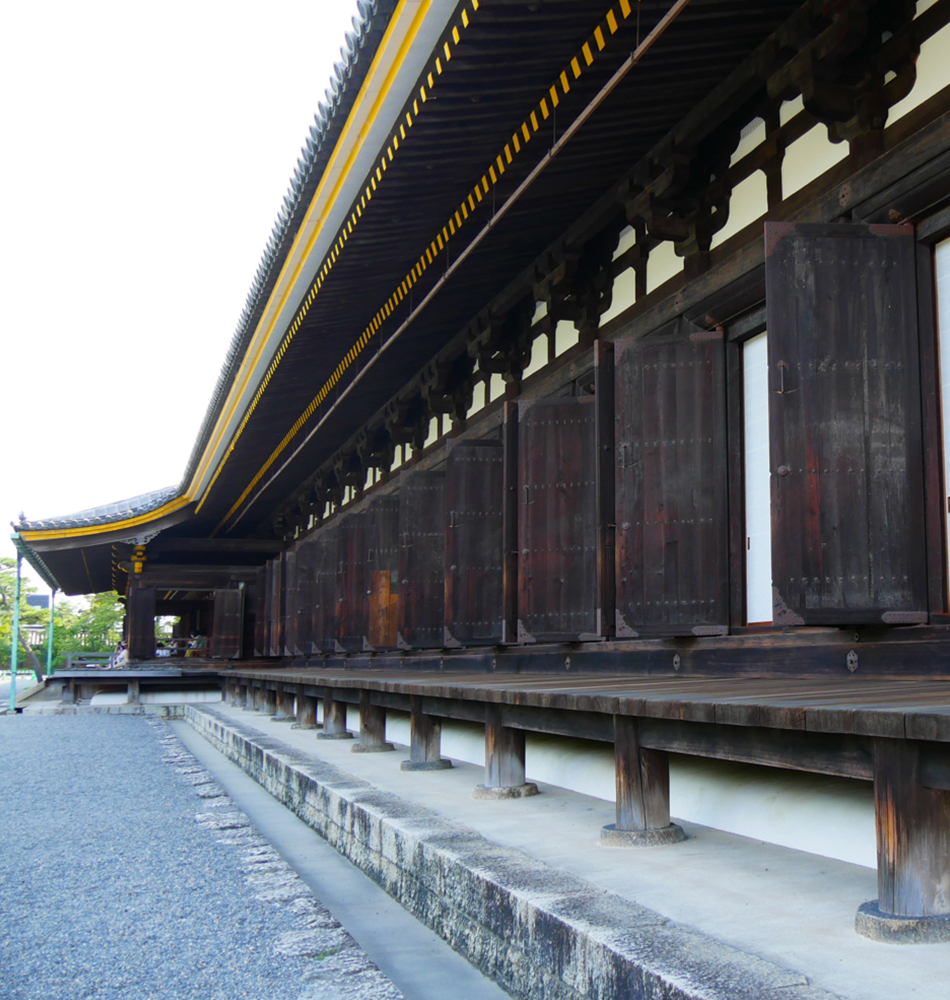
[247,684,260,711]
[474,704,538,799]
[273,686,294,721]
[601,716,685,846]
[856,738,950,942]
[127,679,140,705]
[352,690,394,753]
[296,692,319,730]
[235,684,248,708]
[317,690,353,739]
[260,686,277,716]
[61,681,74,705]
[401,695,452,770]
[127,586,156,660]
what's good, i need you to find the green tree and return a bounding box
[0,559,125,672]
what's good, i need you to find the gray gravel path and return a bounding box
[0,714,403,1000]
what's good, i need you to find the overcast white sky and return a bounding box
[1,0,360,590]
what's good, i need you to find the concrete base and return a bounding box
[855,901,950,944]
[600,823,687,847]
[352,741,395,753]
[317,731,354,740]
[186,706,843,1000]
[401,758,453,771]
[473,782,539,800]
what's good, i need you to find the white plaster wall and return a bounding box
[889,2,950,123]
[780,96,847,198]
[600,266,637,325]
[369,708,877,868]
[646,240,682,294]
[88,689,222,706]
[710,171,768,250]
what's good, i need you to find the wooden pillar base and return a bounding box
[260,688,277,715]
[473,782,538,799]
[235,684,248,708]
[600,823,685,847]
[127,680,140,705]
[857,738,950,938]
[317,694,353,739]
[610,716,684,846]
[352,691,394,753]
[478,705,538,798]
[402,759,453,771]
[295,694,319,730]
[855,901,950,944]
[272,689,294,721]
[402,697,452,771]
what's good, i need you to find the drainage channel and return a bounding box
[169,720,511,1000]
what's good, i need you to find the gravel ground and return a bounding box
[0,714,403,1000]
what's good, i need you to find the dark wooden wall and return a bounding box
[445,438,504,646]
[210,225,945,662]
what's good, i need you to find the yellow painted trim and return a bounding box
[188,0,440,500]
[216,0,639,532]
[19,495,192,542]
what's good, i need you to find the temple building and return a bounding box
[13,0,950,980]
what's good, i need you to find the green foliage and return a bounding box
[0,558,125,672]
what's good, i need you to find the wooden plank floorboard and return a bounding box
[224,668,950,739]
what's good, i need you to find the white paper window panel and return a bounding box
[935,238,950,603]
[743,331,773,624]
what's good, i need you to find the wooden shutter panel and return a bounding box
[765,221,927,625]
[445,438,505,645]
[367,497,400,649]
[518,396,598,641]
[614,323,729,636]
[211,588,244,659]
[294,539,315,656]
[312,529,340,655]
[398,471,446,648]
[335,512,368,652]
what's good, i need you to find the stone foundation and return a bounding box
[185,705,837,1000]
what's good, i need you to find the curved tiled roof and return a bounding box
[13,486,180,532]
[14,0,397,536]
[177,0,397,497]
